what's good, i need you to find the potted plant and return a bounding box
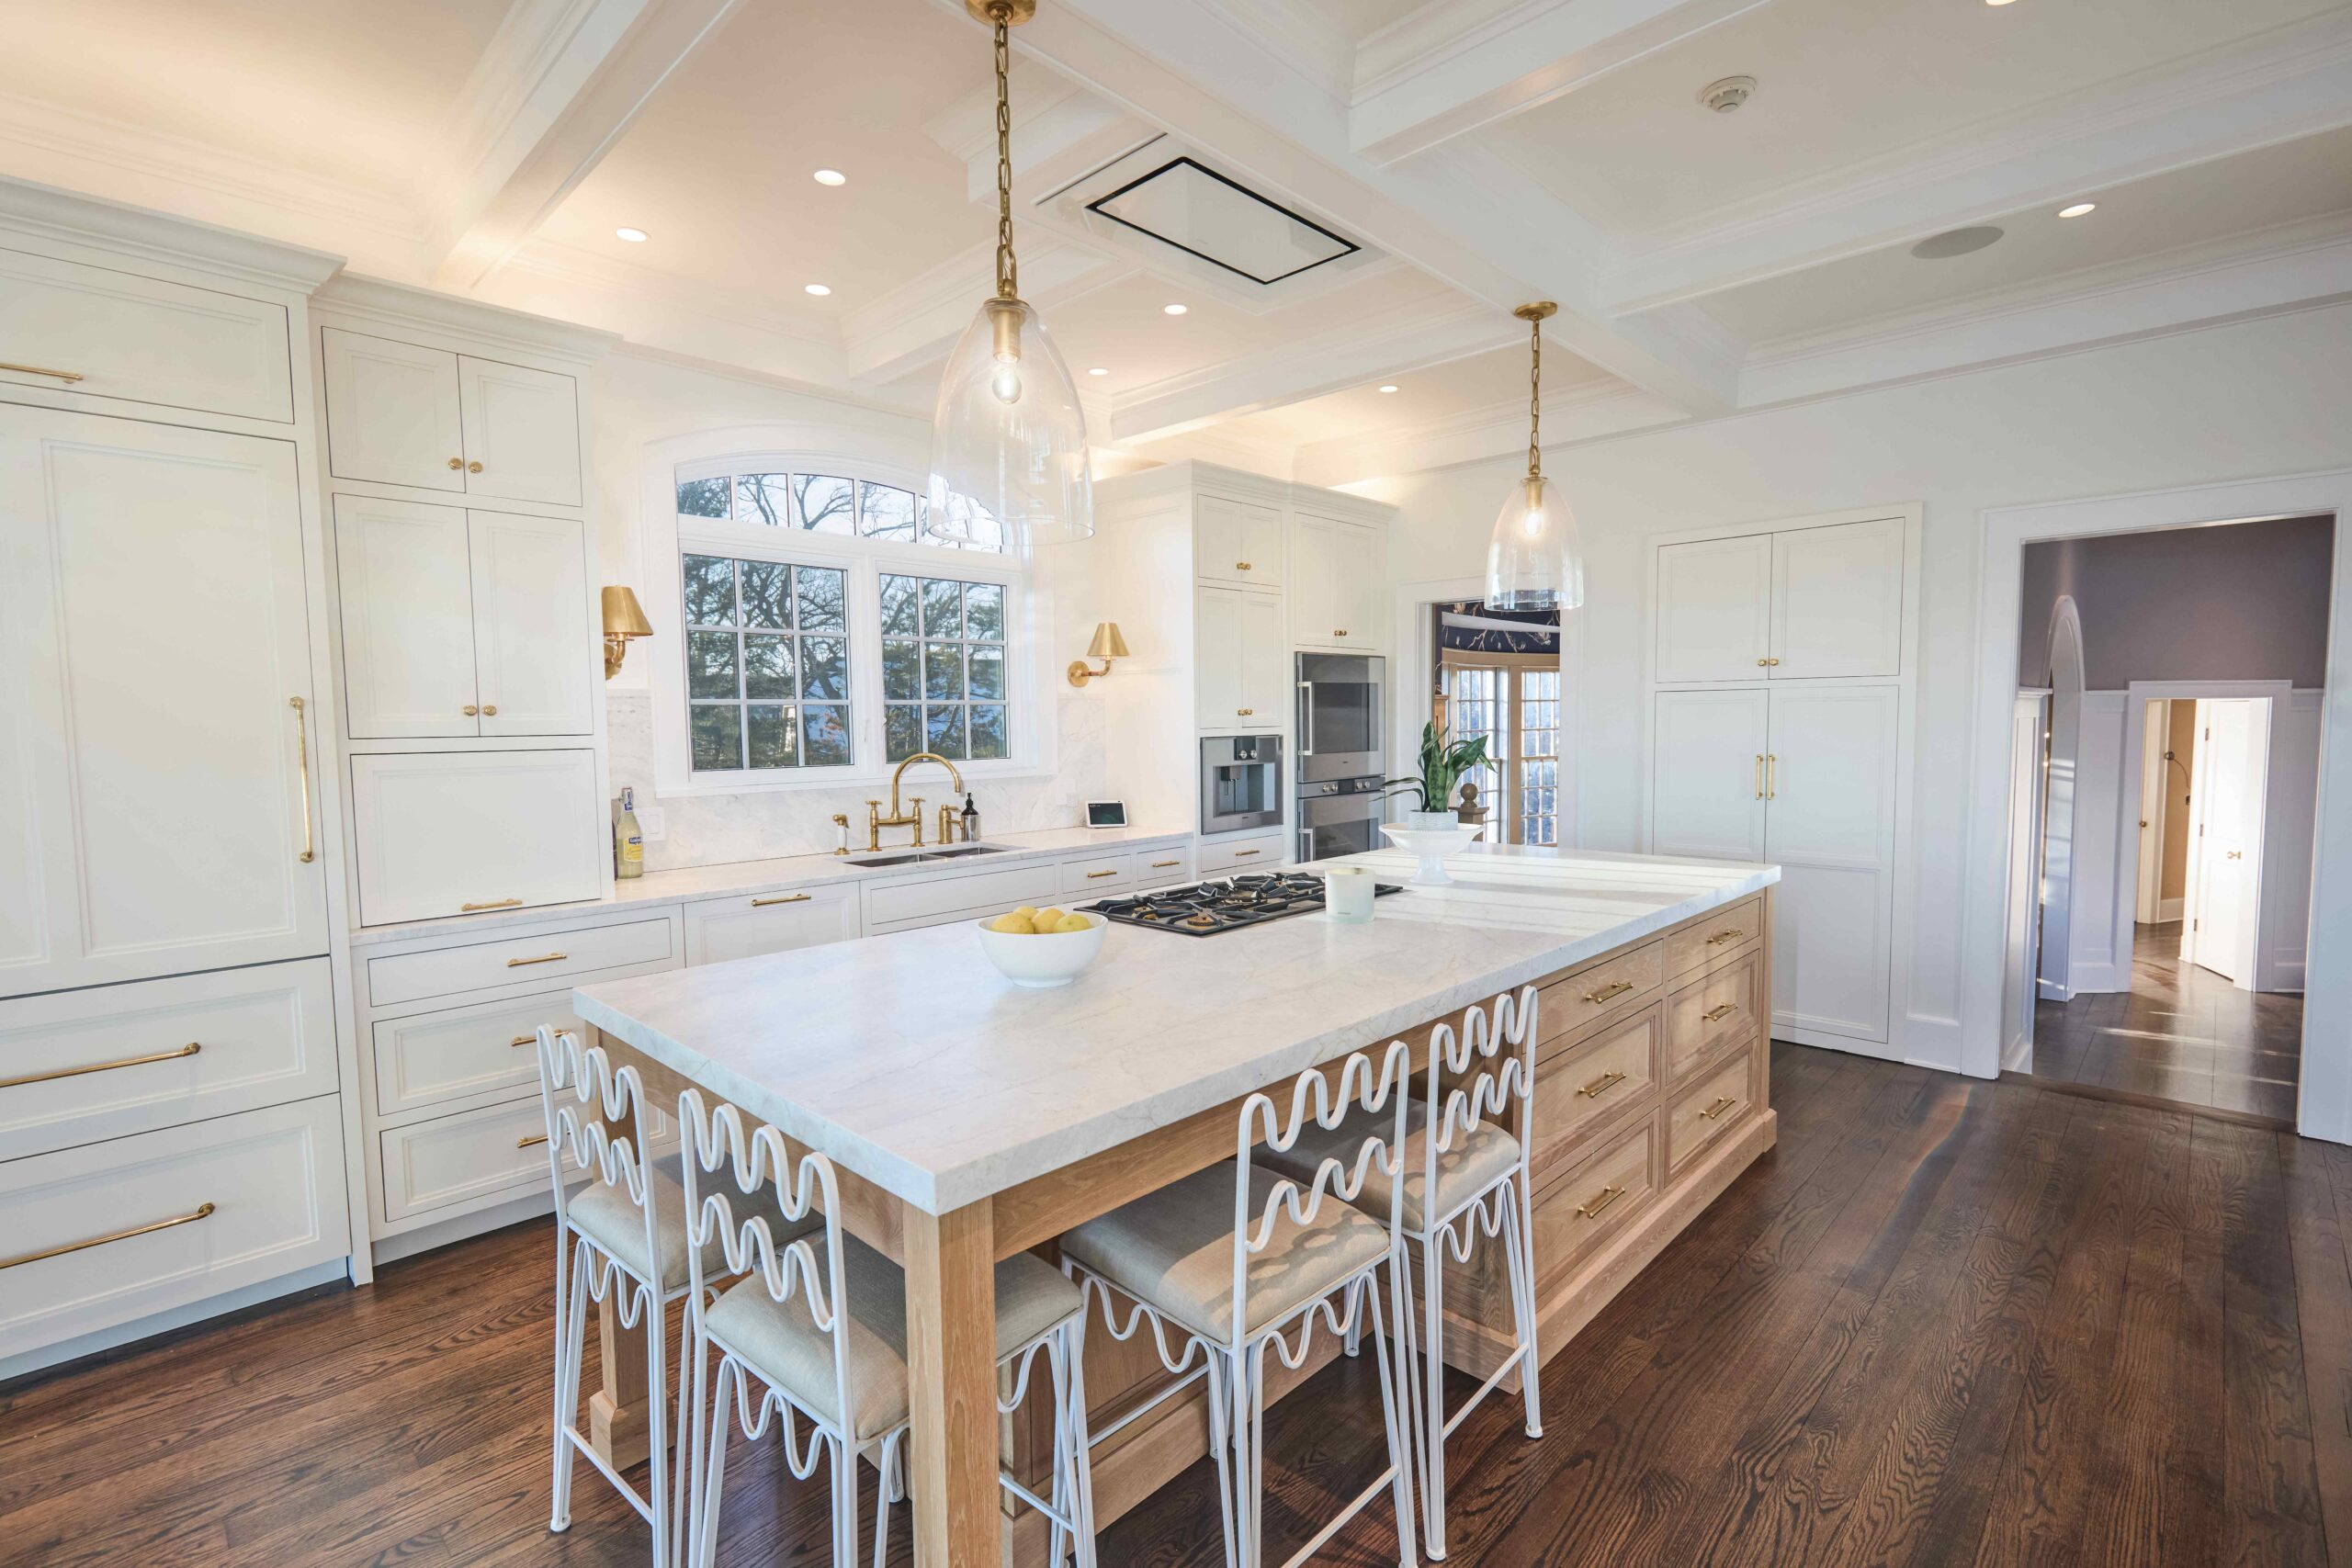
[1385,722,1491,829]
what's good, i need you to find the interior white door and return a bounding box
[1238,591,1287,726]
[457,355,582,507]
[467,510,593,736]
[0,406,328,998]
[1649,688,1769,861]
[2003,694,2051,1070]
[1654,534,1772,682]
[1194,586,1249,729]
[1769,517,1905,679]
[1765,684,1900,1044]
[322,328,464,492]
[333,494,480,739]
[2185,698,2267,984]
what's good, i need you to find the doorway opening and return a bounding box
[1421,595,1566,844]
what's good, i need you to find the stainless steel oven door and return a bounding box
[1295,780,1386,863]
[1295,653,1385,784]
[1200,734,1284,835]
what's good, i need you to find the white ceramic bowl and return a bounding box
[974,910,1109,988]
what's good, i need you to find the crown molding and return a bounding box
[0,171,346,293]
[315,272,620,364]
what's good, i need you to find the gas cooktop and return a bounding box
[1088,871,1400,936]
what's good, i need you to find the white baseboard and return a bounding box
[2067,959,2123,994]
[371,1187,556,1265]
[0,1258,349,1386]
[2036,977,2071,1002]
[2155,897,2184,923]
[1900,1011,1965,1075]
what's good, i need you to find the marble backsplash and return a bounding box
[605,688,1110,871]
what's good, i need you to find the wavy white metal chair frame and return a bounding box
[535,1025,694,1568]
[1065,1042,1422,1568]
[1396,987,1544,1560]
[675,1090,1098,1568]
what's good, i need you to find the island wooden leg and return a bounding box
[588,1055,651,1471]
[903,1197,999,1568]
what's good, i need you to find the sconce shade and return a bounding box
[603,585,653,638]
[1086,620,1129,660]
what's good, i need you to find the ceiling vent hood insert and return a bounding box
[1085,156,1359,287]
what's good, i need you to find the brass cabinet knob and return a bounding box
[1237,707,1252,716]
[462,704,479,716]
[447,457,464,470]
[1237,560,1251,570]
[467,460,484,474]
[1334,628,1348,637]
[481,704,497,716]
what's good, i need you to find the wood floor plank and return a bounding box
[2287,1136,2352,1564]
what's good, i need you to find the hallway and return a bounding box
[2033,920,2301,1121]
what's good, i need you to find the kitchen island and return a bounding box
[572,843,1779,1568]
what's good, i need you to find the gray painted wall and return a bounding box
[2018,513,2335,688]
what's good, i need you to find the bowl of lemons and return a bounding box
[974,905,1108,988]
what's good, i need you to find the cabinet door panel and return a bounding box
[1654,535,1771,682]
[1649,689,1768,862]
[0,407,327,998]
[684,885,861,966]
[1194,586,1249,729]
[1765,684,1898,1043]
[1195,494,1244,585]
[468,510,592,736]
[1239,592,1287,726]
[458,355,582,506]
[322,329,464,492]
[1241,502,1285,589]
[333,494,479,739]
[1288,514,1341,648]
[350,750,602,926]
[1770,518,1904,678]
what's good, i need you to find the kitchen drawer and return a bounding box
[1531,1003,1660,1179]
[1196,833,1284,875]
[1529,1117,1657,1298]
[1667,1042,1759,1179]
[0,1097,348,1360]
[1537,941,1663,1046]
[1061,852,1135,895]
[1665,950,1759,1080]
[350,750,604,926]
[0,959,335,1161]
[367,917,675,1008]
[1136,846,1193,888]
[684,884,860,967]
[370,988,583,1117]
[864,862,1060,929]
[0,245,294,422]
[1666,896,1762,978]
[379,1096,673,1223]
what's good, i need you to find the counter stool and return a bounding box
[675,1089,1099,1568]
[1061,1043,1422,1568]
[1262,987,1544,1559]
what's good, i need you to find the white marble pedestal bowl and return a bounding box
[1378,821,1487,887]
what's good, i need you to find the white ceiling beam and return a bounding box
[1605,10,2352,315]
[424,0,741,291]
[1350,0,1773,166]
[842,238,1130,387]
[1292,381,1685,488]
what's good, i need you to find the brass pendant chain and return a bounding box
[1526,311,1543,479]
[993,8,1018,300]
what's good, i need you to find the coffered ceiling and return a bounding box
[0,0,2345,485]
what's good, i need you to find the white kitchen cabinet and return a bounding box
[0,405,329,999]
[1196,493,1284,589]
[349,750,604,926]
[684,884,861,966]
[1649,689,1770,862]
[1290,512,1381,649]
[322,328,581,505]
[1770,518,1905,679]
[468,509,593,735]
[1654,534,1773,682]
[457,355,582,506]
[1194,585,1285,731]
[369,987,584,1117]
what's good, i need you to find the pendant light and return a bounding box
[1485,300,1583,612]
[927,0,1093,549]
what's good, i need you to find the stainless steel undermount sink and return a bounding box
[845,843,1008,867]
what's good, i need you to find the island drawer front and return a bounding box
[0,1097,348,1360]
[1665,950,1760,1080]
[379,1098,677,1223]
[371,988,584,1118]
[1137,847,1193,888]
[0,959,336,1162]
[1061,852,1136,894]
[367,918,675,1009]
[1537,942,1663,1043]
[865,863,1061,929]
[1195,833,1284,875]
[1667,1042,1760,1179]
[1532,1004,1661,1179]
[1530,1118,1658,1297]
[684,884,860,967]
[1666,896,1763,979]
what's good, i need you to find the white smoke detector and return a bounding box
[1699,75,1757,114]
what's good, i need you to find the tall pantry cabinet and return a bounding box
[1646,511,1919,1057]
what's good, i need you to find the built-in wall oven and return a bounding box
[1295,653,1387,862]
[1200,734,1283,836]
[1297,775,1387,863]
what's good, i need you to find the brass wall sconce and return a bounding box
[1066,620,1129,686]
[602,586,653,679]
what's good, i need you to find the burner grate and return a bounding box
[1090,873,1399,936]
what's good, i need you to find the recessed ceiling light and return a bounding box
[1984,0,2018,6]
[2058,202,2097,218]
[804,283,831,296]
[1378,384,1399,393]
[615,227,648,243]
[813,169,846,186]
[1162,303,1188,315]
[1910,225,2005,259]
[1087,367,1110,377]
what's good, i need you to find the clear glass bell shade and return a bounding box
[1485,472,1584,613]
[927,296,1094,547]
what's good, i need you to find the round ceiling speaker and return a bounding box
[1910,226,2005,259]
[1698,75,1757,113]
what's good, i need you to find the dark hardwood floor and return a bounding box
[2033,919,2303,1120]
[6,1042,2349,1567]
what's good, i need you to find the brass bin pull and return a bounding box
[1086,869,1118,879]
[1582,978,1634,1005]
[1701,1095,1738,1122]
[1,1201,216,1271]
[0,360,85,383]
[508,1034,536,1048]
[1577,1069,1626,1100]
[0,1041,199,1091]
[289,697,314,863]
[1703,1003,1739,1022]
[462,898,523,912]
[1577,1184,1626,1221]
[752,894,812,907]
[517,1134,549,1149]
[506,952,569,968]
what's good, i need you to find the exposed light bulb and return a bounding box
[990,358,1023,404]
[989,299,1024,405]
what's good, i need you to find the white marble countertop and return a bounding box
[349,822,1193,946]
[572,843,1778,1214]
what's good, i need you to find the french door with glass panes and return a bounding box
[1442,656,1562,845]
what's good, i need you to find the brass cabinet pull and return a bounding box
[468,460,484,474]
[447,457,465,470]
[1755,754,1765,800]
[1233,849,1261,859]
[1766,754,1776,799]
[1577,1068,1626,1100]
[1701,1095,1738,1122]
[508,1034,536,1048]
[462,704,480,716]
[517,1134,548,1148]
[461,898,523,912]
[1705,927,1744,945]
[289,697,315,863]
[0,1041,199,1091]
[506,951,569,967]
[1151,858,1181,869]
[1703,1003,1738,1022]
[0,360,85,383]
[1581,978,1634,1005]
[752,894,812,907]
[1577,1184,1626,1220]
[1086,869,1118,879]
[1,1201,215,1271]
